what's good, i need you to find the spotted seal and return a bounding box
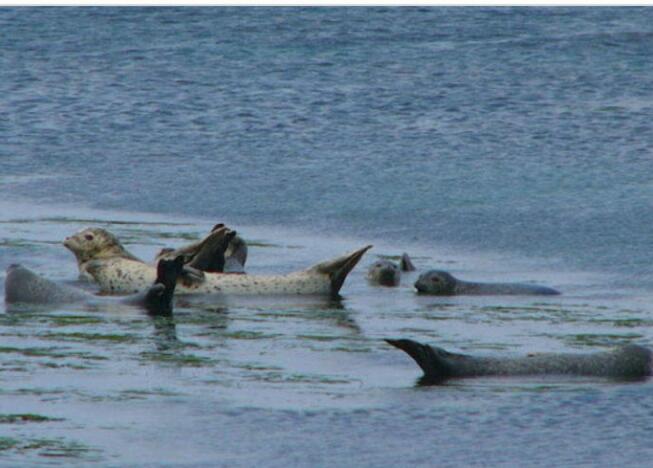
[386,338,652,384]
[414,270,560,296]
[4,257,184,315]
[367,253,416,287]
[64,227,371,296]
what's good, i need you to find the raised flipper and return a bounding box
[144,256,185,315]
[385,338,453,385]
[156,225,245,274]
[399,253,416,272]
[307,245,372,296]
[188,229,237,273]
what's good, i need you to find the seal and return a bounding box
[386,338,653,384]
[367,253,416,287]
[414,270,560,296]
[367,260,401,287]
[64,227,371,296]
[4,257,185,315]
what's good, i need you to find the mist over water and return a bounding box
[1,7,653,466]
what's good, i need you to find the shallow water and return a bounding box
[1,7,653,467]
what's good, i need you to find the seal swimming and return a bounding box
[4,257,185,315]
[64,227,371,296]
[414,270,560,296]
[386,338,652,384]
[367,253,416,287]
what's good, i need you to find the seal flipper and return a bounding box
[399,253,416,272]
[188,229,237,273]
[385,338,452,385]
[144,256,185,315]
[308,245,372,296]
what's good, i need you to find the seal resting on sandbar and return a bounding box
[64,227,371,297]
[4,257,185,315]
[367,253,416,287]
[386,338,652,384]
[414,270,560,296]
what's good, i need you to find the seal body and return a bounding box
[5,264,90,304]
[414,270,560,296]
[386,339,652,384]
[5,259,184,315]
[65,227,371,297]
[85,246,371,296]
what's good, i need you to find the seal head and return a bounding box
[414,270,457,295]
[367,260,401,287]
[64,227,139,279]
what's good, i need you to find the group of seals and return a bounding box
[369,252,644,384]
[5,223,645,384]
[5,223,370,313]
[386,338,652,384]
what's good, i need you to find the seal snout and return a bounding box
[63,236,75,249]
[414,279,428,293]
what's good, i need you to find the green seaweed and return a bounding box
[140,351,215,367]
[0,414,64,424]
[223,330,281,340]
[0,437,98,459]
[48,315,105,326]
[40,332,139,344]
[0,346,108,361]
[566,333,644,347]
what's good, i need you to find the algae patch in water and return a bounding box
[140,351,216,367]
[256,372,351,385]
[565,333,644,347]
[48,314,105,327]
[0,346,108,361]
[224,330,282,340]
[0,437,99,459]
[40,331,139,344]
[0,414,64,424]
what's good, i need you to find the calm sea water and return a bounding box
[1,7,653,466]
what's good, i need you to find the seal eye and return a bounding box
[85,234,94,241]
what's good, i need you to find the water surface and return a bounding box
[1,7,653,466]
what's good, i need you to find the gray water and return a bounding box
[1,7,653,466]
